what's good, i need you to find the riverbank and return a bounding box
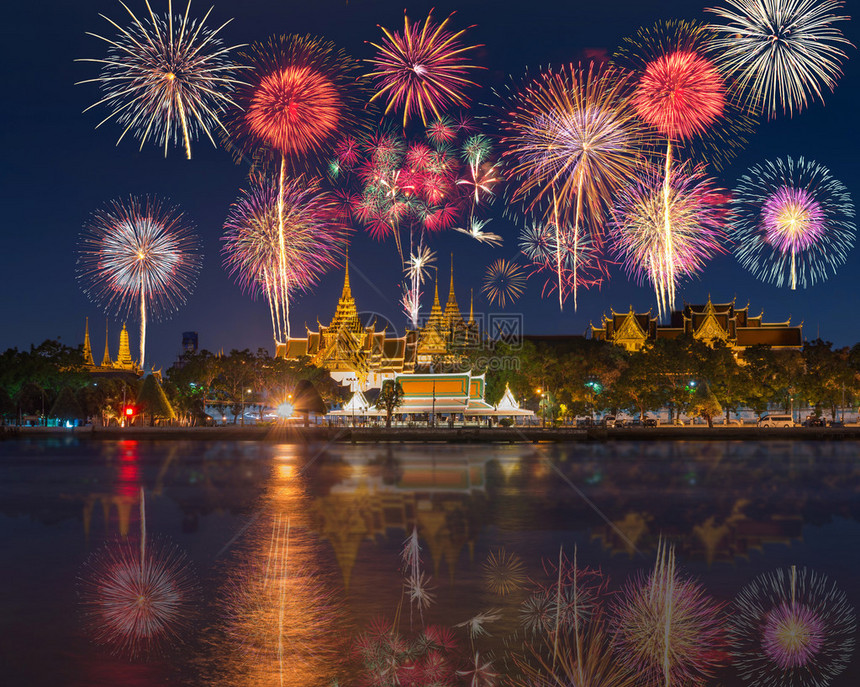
[5,424,860,442]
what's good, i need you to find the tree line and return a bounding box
[0,343,337,426]
[473,336,860,426]
[2,335,858,427]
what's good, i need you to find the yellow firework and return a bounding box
[482,259,527,308]
[482,548,527,596]
[78,0,244,159]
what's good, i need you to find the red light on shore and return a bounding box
[125,406,135,417]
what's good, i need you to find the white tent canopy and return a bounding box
[494,384,534,417]
[329,390,383,416]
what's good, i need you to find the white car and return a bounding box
[757,414,795,428]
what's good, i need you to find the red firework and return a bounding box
[633,50,726,140]
[231,35,360,164]
[367,11,484,126]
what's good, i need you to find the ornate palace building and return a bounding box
[591,297,803,352]
[277,257,479,389]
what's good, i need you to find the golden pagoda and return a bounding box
[416,277,449,365]
[278,259,416,390]
[278,256,478,387]
[81,320,142,376]
[443,254,463,331]
[114,324,138,371]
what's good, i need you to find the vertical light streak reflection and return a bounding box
[213,449,347,686]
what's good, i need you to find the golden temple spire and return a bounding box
[444,253,462,324]
[328,255,360,332]
[101,321,112,367]
[469,289,474,325]
[115,323,135,369]
[83,318,94,366]
[341,250,352,301]
[423,274,446,334]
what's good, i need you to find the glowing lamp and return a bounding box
[277,402,294,419]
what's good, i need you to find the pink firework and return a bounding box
[335,122,495,247]
[367,11,484,127]
[221,175,349,343]
[79,538,196,658]
[78,489,196,659]
[519,222,607,306]
[610,162,729,320]
[762,601,826,670]
[730,566,856,687]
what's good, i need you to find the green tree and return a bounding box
[689,382,722,428]
[375,379,404,428]
[49,386,84,423]
[136,374,175,426]
[612,346,667,420]
[802,339,851,420]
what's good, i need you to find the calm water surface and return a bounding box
[1,438,858,686]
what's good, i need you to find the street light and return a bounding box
[240,388,252,426]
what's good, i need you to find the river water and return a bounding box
[1,437,858,686]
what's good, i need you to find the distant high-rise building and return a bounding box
[182,331,198,354]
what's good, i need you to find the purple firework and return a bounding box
[731,156,856,290]
[761,186,826,253]
[729,566,856,687]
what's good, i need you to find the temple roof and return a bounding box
[592,296,802,350]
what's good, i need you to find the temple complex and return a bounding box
[278,256,479,389]
[591,297,803,353]
[82,318,141,376]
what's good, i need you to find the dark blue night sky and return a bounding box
[2,0,858,368]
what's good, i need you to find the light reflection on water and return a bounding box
[0,438,858,686]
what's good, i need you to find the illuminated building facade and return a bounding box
[278,257,479,389]
[591,297,803,352]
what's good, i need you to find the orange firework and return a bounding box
[229,35,360,341]
[231,34,361,167]
[246,67,341,157]
[633,51,725,141]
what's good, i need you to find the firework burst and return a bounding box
[482,259,527,308]
[230,34,360,165]
[453,218,503,246]
[221,175,349,344]
[78,489,196,658]
[611,162,729,320]
[707,0,853,118]
[500,62,648,310]
[611,542,727,686]
[512,619,638,687]
[367,10,484,127]
[730,156,855,290]
[403,243,436,328]
[77,196,202,370]
[482,549,527,596]
[78,0,243,159]
[729,565,856,687]
[518,222,606,307]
